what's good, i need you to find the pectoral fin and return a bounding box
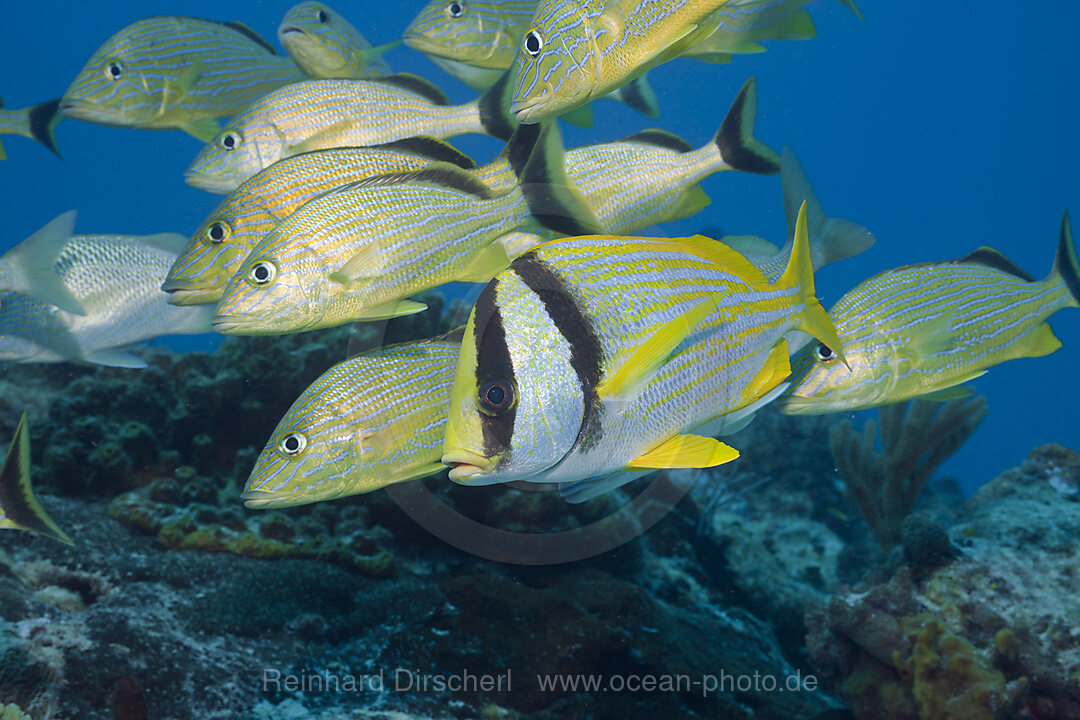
[457,242,512,283]
[181,117,222,142]
[330,244,384,286]
[918,385,976,402]
[597,293,727,400]
[626,434,739,470]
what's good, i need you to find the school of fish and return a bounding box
[0,0,1074,544]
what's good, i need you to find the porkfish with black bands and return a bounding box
[443,202,846,493]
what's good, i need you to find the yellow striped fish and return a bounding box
[184,71,515,193]
[403,0,659,118]
[0,414,73,545]
[0,97,62,160]
[685,0,862,64]
[511,0,735,122]
[478,77,778,233]
[60,16,306,142]
[213,123,601,335]
[242,332,460,509]
[163,137,476,306]
[278,2,396,79]
[781,211,1080,414]
[442,202,845,491]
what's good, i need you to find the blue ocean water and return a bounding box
[0,0,1076,496]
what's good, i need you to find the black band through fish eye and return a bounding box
[479,379,514,414]
[524,30,543,56]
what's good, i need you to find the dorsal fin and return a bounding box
[221,20,278,54]
[952,247,1035,281]
[379,73,449,105]
[438,326,466,344]
[335,162,492,199]
[374,136,476,169]
[619,129,693,153]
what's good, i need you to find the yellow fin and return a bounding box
[560,105,594,128]
[782,201,848,367]
[177,58,204,94]
[0,413,73,545]
[356,299,427,320]
[181,117,221,142]
[918,385,976,402]
[741,339,791,406]
[674,235,770,285]
[330,243,384,286]
[457,242,512,283]
[626,434,739,470]
[0,137,6,160]
[1019,321,1063,358]
[669,185,712,223]
[901,311,956,363]
[597,293,728,399]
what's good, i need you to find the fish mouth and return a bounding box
[162,282,221,307]
[241,489,295,510]
[211,313,256,334]
[509,97,546,125]
[773,395,819,416]
[279,25,306,36]
[442,449,497,483]
[183,169,236,194]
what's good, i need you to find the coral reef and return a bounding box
[808,444,1080,719]
[829,396,988,548]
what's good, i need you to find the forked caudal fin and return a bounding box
[28,99,63,158]
[1053,209,1080,306]
[781,201,848,367]
[781,146,875,271]
[716,77,780,175]
[511,122,604,236]
[4,210,85,315]
[0,413,74,545]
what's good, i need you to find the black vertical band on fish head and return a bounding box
[472,278,517,456]
[511,253,604,452]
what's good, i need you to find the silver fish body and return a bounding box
[0,224,211,367]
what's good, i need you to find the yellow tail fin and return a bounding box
[779,201,848,367]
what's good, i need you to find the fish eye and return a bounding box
[205,221,231,244]
[816,343,836,362]
[523,29,544,57]
[220,132,241,151]
[447,1,464,17]
[278,432,307,456]
[317,8,329,23]
[104,62,123,81]
[247,261,276,285]
[478,379,515,415]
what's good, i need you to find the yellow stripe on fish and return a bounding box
[60,16,306,142]
[511,0,735,123]
[163,137,476,306]
[212,123,600,335]
[781,211,1080,414]
[279,2,395,79]
[184,70,516,193]
[243,332,461,509]
[442,202,845,492]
